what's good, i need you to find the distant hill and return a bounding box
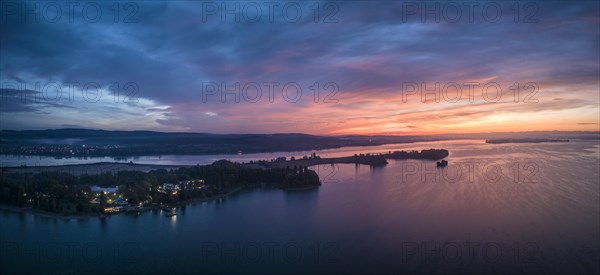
[0,129,597,157]
[0,129,415,156]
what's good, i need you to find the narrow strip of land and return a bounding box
[245,149,449,168]
[1,149,449,175]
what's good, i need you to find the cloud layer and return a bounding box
[1,0,598,134]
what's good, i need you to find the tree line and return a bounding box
[0,160,321,215]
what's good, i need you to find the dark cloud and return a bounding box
[0,88,76,112]
[1,0,598,132]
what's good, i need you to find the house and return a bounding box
[91,185,118,194]
[103,206,123,213]
[114,198,128,206]
[163,183,175,190]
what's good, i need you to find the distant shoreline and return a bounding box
[3,138,597,169]
[2,129,597,161]
[1,162,193,175]
[0,140,466,168]
[2,148,449,174]
[0,139,435,161]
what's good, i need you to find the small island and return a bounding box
[436,160,448,167]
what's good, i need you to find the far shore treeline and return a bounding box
[1,129,596,157]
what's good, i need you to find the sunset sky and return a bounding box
[1,0,598,135]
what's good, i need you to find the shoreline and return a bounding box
[0,185,251,220]
[0,162,193,175]
[0,204,110,220]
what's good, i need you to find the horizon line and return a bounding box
[1,128,599,137]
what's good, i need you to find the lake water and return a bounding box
[1,139,484,167]
[1,140,599,274]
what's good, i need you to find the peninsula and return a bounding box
[0,149,448,217]
[246,149,449,168]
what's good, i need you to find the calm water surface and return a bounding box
[1,140,599,274]
[1,139,485,167]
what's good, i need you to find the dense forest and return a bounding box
[0,160,320,215]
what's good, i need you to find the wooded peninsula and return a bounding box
[0,149,448,216]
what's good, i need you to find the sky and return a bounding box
[0,0,598,135]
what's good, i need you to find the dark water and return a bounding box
[1,141,599,274]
